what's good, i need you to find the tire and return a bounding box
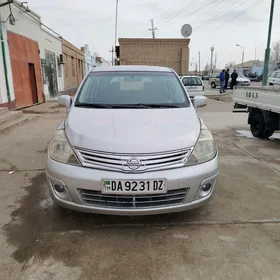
[250,111,275,139]
[263,129,275,138]
[211,82,216,89]
[269,83,274,86]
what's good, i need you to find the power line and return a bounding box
[157,0,192,29]
[215,0,266,30]
[193,0,244,31]
[194,0,229,22]
[159,2,181,22]
[157,0,221,30]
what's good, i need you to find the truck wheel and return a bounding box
[211,82,216,89]
[262,129,275,138]
[250,112,266,138]
[269,83,274,86]
[250,112,275,139]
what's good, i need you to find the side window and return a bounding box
[274,72,280,78]
[182,78,187,86]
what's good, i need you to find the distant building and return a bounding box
[231,60,278,76]
[62,39,84,93]
[81,44,96,74]
[95,57,111,67]
[117,38,190,75]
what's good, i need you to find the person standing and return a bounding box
[230,70,238,89]
[224,69,230,90]
[219,69,225,93]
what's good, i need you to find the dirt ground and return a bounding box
[1,99,280,280]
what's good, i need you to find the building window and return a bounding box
[58,64,62,78]
[71,56,75,77]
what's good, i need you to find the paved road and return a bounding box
[1,100,280,279]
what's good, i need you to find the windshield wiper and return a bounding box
[75,103,112,108]
[133,103,182,108]
[74,103,182,109]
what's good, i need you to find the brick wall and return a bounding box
[62,39,84,90]
[118,38,190,75]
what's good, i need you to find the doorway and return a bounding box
[45,51,58,98]
[28,63,39,104]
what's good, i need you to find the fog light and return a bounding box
[201,184,212,192]
[198,183,213,198]
[54,184,65,193]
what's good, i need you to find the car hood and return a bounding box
[65,107,201,154]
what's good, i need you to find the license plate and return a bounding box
[102,180,166,195]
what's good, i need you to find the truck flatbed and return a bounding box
[233,86,280,139]
[233,86,280,114]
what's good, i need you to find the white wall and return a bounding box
[0,22,8,104]
[83,44,96,74]
[0,1,64,103]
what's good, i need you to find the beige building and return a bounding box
[118,38,190,75]
[62,39,84,91]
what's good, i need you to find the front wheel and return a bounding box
[269,83,274,86]
[211,82,216,89]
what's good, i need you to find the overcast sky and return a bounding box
[28,0,280,70]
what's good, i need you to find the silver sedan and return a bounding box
[46,66,219,215]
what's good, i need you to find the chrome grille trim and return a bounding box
[78,188,189,209]
[74,147,193,173]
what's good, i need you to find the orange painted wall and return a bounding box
[7,31,43,109]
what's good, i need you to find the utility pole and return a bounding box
[255,46,257,66]
[210,46,214,74]
[214,52,217,71]
[262,0,275,86]
[109,46,114,65]
[114,0,119,65]
[198,51,201,76]
[148,19,157,39]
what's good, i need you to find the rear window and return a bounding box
[182,77,202,86]
[75,71,189,108]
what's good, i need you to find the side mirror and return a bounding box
[193,96,207,108]
[58,95,72,109]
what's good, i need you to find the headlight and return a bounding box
[48,130,80,165]
[186,129,217,165]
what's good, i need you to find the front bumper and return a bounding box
[46,154,219,216]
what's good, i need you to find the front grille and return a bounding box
[74,148,192,173]
[78,188,189,209]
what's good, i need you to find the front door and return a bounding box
[28,63,38,104]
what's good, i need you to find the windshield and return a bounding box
[182,77,202,86]
[75,71,189,108]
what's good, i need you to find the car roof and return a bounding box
[181,75,201,79]
[90,65,173,73]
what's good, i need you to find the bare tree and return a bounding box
[271,40,280,67]
[225,61,235,69]
[203,63,210,75]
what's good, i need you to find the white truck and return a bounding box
[233,86,280,139]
